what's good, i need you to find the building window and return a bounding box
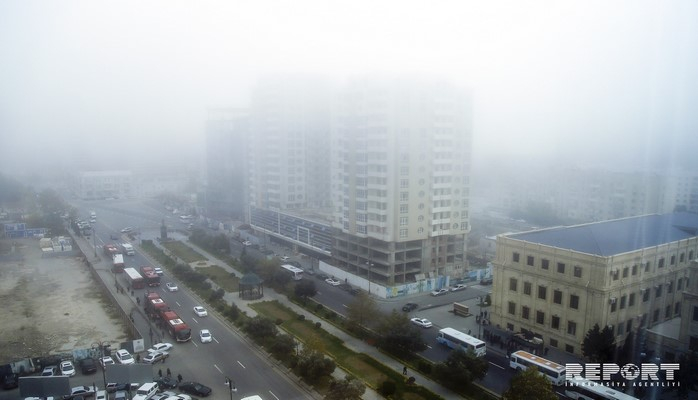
[513,252,520,262]
[509,278,518,292]
[400,166,409,175]
[565,344,575,353]
[658,257,665,268]
[400,179,409,188]
[626,319,633,333]
[678,278,683,291]
[629,293,636,307]
[508,302,516,315]
[620,295,627,309]
[542,259,550,270]
[691,250,695,260]
[618,323,625,335]
[550,338,558,347]
[522,306,530,320]
[400,192,409,201]
[400,204,408,214]
[399,229,408,238]
[665,305,671,319]
[538,286,547,300]
[399,217,408,226]
[611,300,617,312]
[670,255,676,265]
[570,295,579,310]
[693,306,698,322]
[675,302,681,315]
[632,264,638,275]
[656,286,662,298]
[557,262,565,273]
[643,289,650,302]
[527,256,534,266]
[653,309,660,322]
[622,267,629,278]
[690,337,698,352]
[523,282,532,295]
[567,321,577,336]
[536,311,545,325]
[574,266,582,278]
[553,290,562,305]
[668,281,673,294]
[645,262,651,272]
[680,253,685,263]
[551,315,560,330]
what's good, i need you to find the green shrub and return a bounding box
[418,360,432,374]
[298,314,306,321]
[315,321,322,329]
[378,380,396,396]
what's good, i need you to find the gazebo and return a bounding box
[239,272,264,300]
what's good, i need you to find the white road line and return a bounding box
[489,362,505,370]
[269,391,280,400]
[237,360,246,369]
[426,345,432,349]
[342,304,348,308]
[191,341,198,348]
[213,337,220,344]
[175,301,181,307]
[214,364,223,374]
[191,317,198,324]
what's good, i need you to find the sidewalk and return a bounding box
[178,239,462,400]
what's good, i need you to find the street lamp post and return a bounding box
[92,341,109,389]
[477,297,483,339]
[225,377,237,400]
[365,260,374,295]
[93,228,97,258]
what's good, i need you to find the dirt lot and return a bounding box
[0,238,128,363]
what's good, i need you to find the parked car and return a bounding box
[154,376,179,390]
[105,383,128,393]
[410,317,433,328]
[99,356,115,369]
[450,284,467,292]
[315,273,329,280]
[402,303,418,312]
[325,278,341,286]
[279,256,290,261]
[166,282,178,292]
[430,288,449,296]
[95,391,107,400]
[120,227,132,233]
[142,351,169,364]
[148,342,173,353]
[480,277,493,285]
[41,366,58,376]
[2,373,18,390]
[68,385,98,398]
[199,329,212,343]
[115,349,135,365]
[60,360,76,377]
[193,306,208,317]
[178,382,212,397]
[154,267,163,276]
[242,241,252,246]
[80,358,97,375]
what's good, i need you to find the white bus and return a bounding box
[565,379,639,400]
[509,350,566,386]
[280,264,304,280]
[436,327,487,357]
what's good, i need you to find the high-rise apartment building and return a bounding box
[491,212,698,358]
[331,78,473,286]
[205,108,248,220]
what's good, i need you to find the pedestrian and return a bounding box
[136,354,140,363]
[468,329,471,335]
[177,373,182,383]
[158,369,162,378]
[167,368,171,377]
[403,365,408,375]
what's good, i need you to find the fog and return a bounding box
[1,0,697,175]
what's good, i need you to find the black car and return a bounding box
[154,376,178,390]
[2,373,18,390]
[480,277,493,285]
[402,303,418,312]
[315,273,329,281]
[79,358,97,375]
[179,381,212,397]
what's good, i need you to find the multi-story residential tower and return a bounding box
[491,212,698,358]
[331,78,473,287]
[205,108,248,220]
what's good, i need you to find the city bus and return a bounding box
[436,327,487,357]
[139,266,161,287]
[509,350,566,386]
[124,267,145,289]
[280,264,304,280]
[565,378,639,400]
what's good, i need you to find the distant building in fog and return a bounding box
[73,170,133,200]
[330,78,473,287]
[205,108,248,220]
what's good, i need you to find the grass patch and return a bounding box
[194,264,239,292]
[162,241,207,263]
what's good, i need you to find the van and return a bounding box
[132,382,158,400]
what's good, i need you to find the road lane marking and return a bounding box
[191,317,198,324]
[237,360,246,369]
[342,304,348,308]
[191,341,198,348]
[269,391,280,400]
[213,337,220,344]
[426,345,432,349]
[489,362,505,370]
[176,301,181,307]
[214,364,223,374]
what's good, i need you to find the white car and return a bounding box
[60,360,76,377]
[193,306,208,317]
[166,282,178,292]
[148,342,173,353]
[199,329,212,343]
[410,317,433,328]
[280,256,290,261]
[70,385,98,397]
[430,288,449,296]
[154,267,163,276]
[325,278,341,286]
[242,240,252,246]
[450,284,467,292]
[120,227,133,233]
[99,356,115,369]
[115,349,135,365]
[142,351,169,364]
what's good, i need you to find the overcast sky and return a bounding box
[1,0,697,175]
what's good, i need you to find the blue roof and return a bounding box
[507,213,698,257]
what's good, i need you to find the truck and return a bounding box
[160,310,192,342]
[143,291,168,317]
[112,254,125,273]
[121,243,135,256]
[103,244,120,257]
[139,266,161,287]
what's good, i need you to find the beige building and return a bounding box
[491,212,698,358]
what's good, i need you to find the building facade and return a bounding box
[491,212,698,358]
[330,78,473,287]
